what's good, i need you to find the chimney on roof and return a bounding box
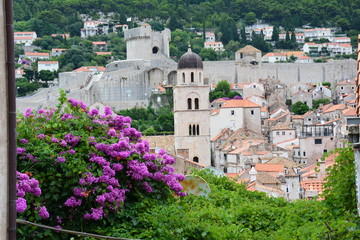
[249,166,257,182]
[318,159,326,177]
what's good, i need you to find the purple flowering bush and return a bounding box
[17,90,184,236]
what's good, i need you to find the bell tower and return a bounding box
[173,48,211,166]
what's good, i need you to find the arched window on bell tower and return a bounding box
[182,72,185,83]
[189,125,192,135]
[197,124,200,135]
[187,98,192,109]
[192,125,196,135]
[194,98,199,109]
[191,72,194,82]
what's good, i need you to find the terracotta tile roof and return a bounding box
[14,31,36,34]
[73,66,106,72]
[263,52,286,57]
[14,36,33,40]
[270,123,293,131]
[229,83,246,89]
[52,48,67,52]
[95,52,112,55]
[51,33,70,38]
[256,172,281,184]
[297,56,312,60]
[303,111,314,117]
[347,99,356,104]
[226,173,241,179]
[211,128,227,141]
[334,37,350,40]
[274,138,298,146]
[267,112,289,122]
[221,99,260,108]
[284,51,305,57]
[210,109,220,116]
[205,42,222,45]
[319,103,333,112]
[264,157,302,175]
[337,79,356,85]
[25,52,50,56]
[255,163,284,173]
[236,45,261,53]
[256,151,271,155]
[343,108,356,116]
[15,69,24,74]
[260,106,268,112]
[38,61,58,64]
[292,115,304,119]
[323,118,341,125]
[92,41,107,45]
[253,182,284,195]
[323,104,346,113]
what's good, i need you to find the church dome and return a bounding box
[177,48,203,69]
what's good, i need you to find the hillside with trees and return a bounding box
[14,0,360,35]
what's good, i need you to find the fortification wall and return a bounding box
[203,59,356,85]
[58,72,92,90]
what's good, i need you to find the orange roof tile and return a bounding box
[25,52,50,56]
[221,99,260,108]
[92,41,107,45]
[236,45,261,53]
[211,128,227,141]
[343,108,356,116]
[38,61,58,64]
[255,163,284,172]
[263,52,286,57]
[323,104,346,113]
[73,66,106,72]
[14,36,33,40]
[274,138,298,146]
[95,52,112,55]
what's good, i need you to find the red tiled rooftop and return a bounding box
[221,99,260,108]
[255,163,284,172]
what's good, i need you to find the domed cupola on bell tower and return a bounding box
[173,47,211,166]
[176,48,204,85]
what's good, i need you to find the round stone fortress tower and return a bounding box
[124,23,171,61]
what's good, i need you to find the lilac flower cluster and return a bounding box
[17,96,186,225]
[16,171,47,217]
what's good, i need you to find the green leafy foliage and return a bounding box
[322,147,357,216]
[291,101,310,115]
[117,106,174,135]
[209,80,242,102]
[16,78,41,96]
[95,169,360,239]
[313,98,331,110]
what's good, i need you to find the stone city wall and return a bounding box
[203,59,356,85]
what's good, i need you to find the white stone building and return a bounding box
[210,99,261,139]
[80,20,109,38]
[204,42,224,51]
[262,52,287,63]
[14,31,37,45]
[38,61,59,72]
[24,52,50,61]
[302,28,333,41]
